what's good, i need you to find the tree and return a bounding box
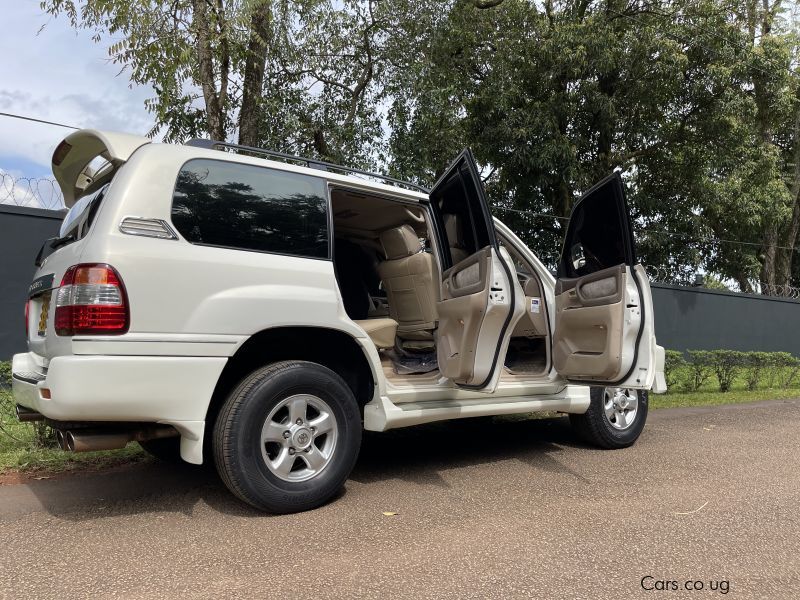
[43,0,800,292]
[40,0,418,168]
[386,0,800,285]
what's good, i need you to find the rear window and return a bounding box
[171,159,330,259]
[59,184,109,240]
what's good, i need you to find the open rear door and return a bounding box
[430,150,525,392]
[52,129,150,207]
[553,173,657,389]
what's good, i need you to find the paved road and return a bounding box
[1,400,799,600]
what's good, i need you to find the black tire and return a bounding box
[569,387,648,449]
[213,360,362,514]
[139,437,183,462]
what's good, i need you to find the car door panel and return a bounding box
[553,173,655,388]
[553,265,638,381]
[437,245,523,388]
[429,149,525,391]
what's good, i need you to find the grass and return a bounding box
[652,363,800,408]
[1,362,798,476]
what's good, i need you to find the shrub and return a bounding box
[685,350,714,391]
[742,352,770,391]
[664,350,686,388]
[773,353,800,389]
[0,361,10,390]
[709,350,745,392]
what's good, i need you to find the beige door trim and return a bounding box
[553,264,641,381]
[436,246,524,390]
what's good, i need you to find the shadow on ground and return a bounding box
[13,415,587,521]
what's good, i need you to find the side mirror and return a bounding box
[570,242,586,271]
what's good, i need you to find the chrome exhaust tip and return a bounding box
[15,405,44,422]
[65,430,130,453]
[55,430,67,451]
[63,426,178,453]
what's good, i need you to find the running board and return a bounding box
[363,386,591,431]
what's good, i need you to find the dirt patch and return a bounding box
[0,455,150,486]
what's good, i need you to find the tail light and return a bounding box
[54,264,129,336]
[25,300,30,337]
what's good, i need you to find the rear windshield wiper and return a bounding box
[34,234,75,267]
[50,233,76,250]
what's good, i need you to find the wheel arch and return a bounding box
[205,326,378,437]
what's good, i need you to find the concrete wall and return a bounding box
[0,204,63,360]
[2,204,800,359]
[651,283,800,354]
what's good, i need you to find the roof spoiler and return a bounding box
[52,129,151,207]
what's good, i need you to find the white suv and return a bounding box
[12,129,666,513]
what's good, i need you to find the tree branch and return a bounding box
[473,0,505,8]
[191,0,225,140]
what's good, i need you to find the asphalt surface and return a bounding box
[1,399,799,600]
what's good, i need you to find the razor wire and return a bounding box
[0,173,65,211]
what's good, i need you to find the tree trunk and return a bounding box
[596,71,618,174]
[776,85,800,293]
[238,0,272,147]
[192,0,226,141]
[312,128,332,161]
[760,225,778,292]
[752,0,784,294]
[735,273,754,294]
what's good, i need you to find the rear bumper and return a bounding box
[12,351,226,422]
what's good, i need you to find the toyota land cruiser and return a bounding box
[12,129,666,513]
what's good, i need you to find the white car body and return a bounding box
[13,130,666,467]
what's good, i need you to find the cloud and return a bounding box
[0,3,157,175]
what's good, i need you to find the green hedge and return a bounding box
[0,361,10,390]
[668,350,800,393]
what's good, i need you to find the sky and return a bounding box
[0,2,155,191]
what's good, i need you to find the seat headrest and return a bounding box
[380,224,421,259]
[444,213,466,249]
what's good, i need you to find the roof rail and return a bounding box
[184,138,429,193]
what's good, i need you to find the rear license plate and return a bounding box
[38,292,51,337]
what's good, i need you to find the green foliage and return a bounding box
[36,0,800,289]
[702,276,731,291]
[770,352,800,388]
[709,350,746,392]
[685,350,715,392]
[664,350,687,388]
[0,364,56,450]
[670,349,800,392]
[0,361,10,389]
[743,352,772,391]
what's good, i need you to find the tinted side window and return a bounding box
[171,159,329,259]
[431,156,495,263]
[559,175,635,279]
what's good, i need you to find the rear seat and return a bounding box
[354,318,398,349]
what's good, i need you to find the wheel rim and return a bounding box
[260,394,338,482]
[602,387,639,431]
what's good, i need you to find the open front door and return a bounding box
[430,150,525,392]
[553,173,657,389]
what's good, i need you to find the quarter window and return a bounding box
[171,159,330,258]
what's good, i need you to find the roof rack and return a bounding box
[184,138,429,194]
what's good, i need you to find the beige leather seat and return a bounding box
[444,214,470,265]
[377,225,438,343]
[354,318,398,349]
